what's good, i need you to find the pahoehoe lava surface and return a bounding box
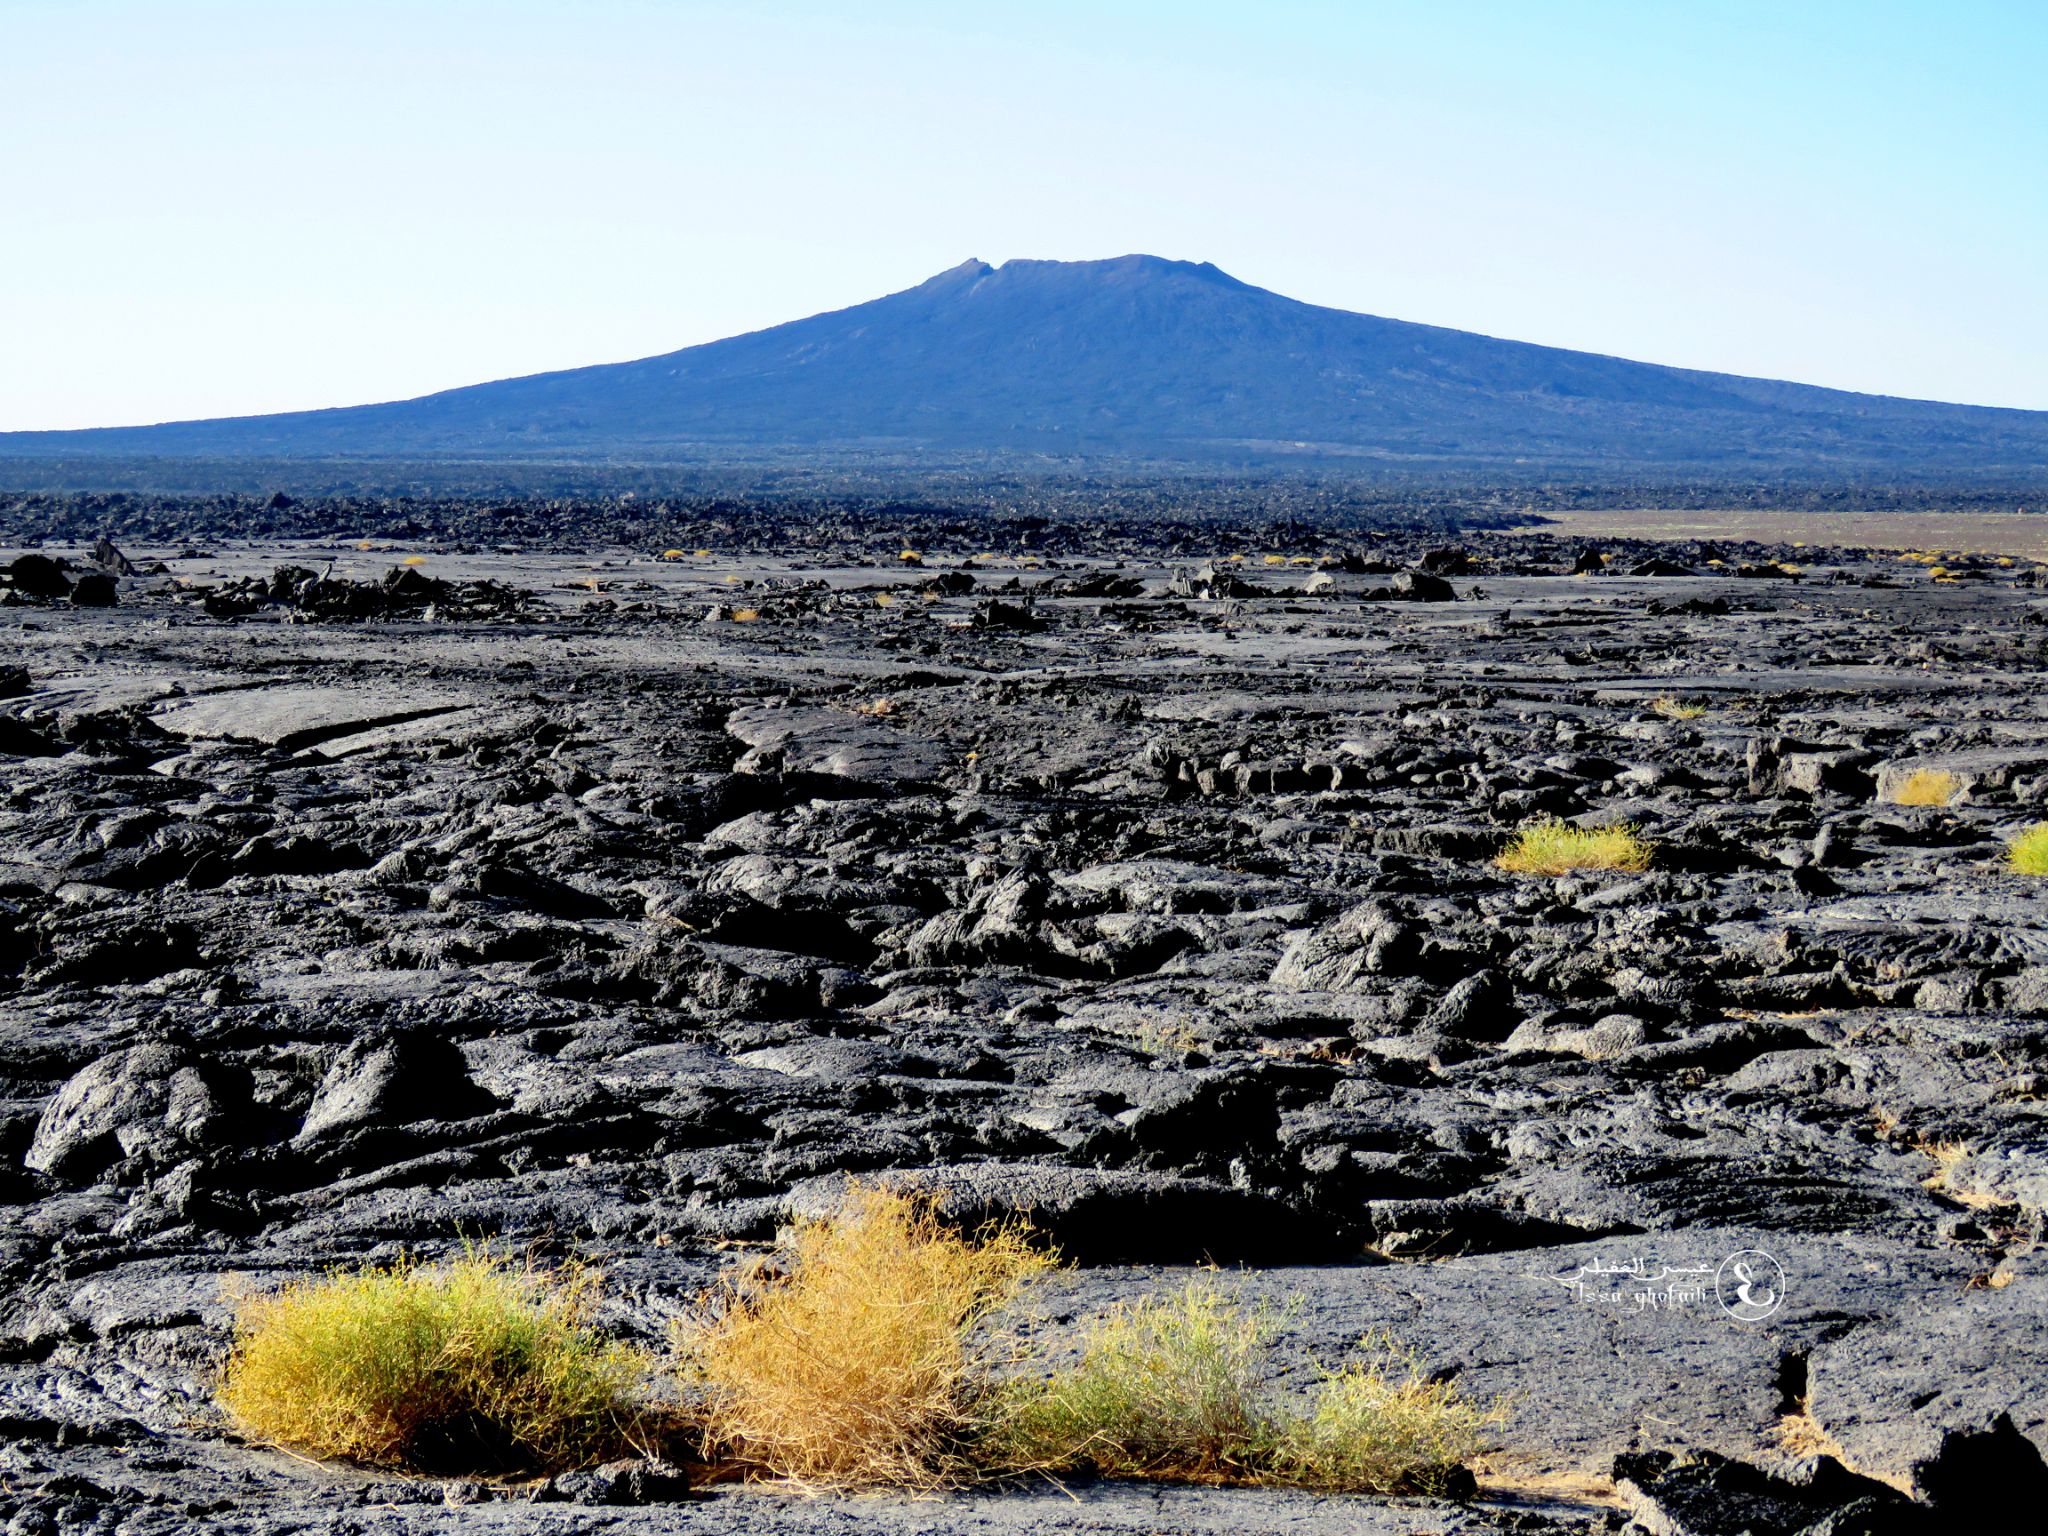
[4,505,2048,1533]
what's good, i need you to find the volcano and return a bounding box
[7,254,2045,476]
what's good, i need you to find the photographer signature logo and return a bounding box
[1557,1248,1786,1322]
[1715,1249,1786,1322]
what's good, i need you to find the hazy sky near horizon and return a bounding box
[4,0,2045,431]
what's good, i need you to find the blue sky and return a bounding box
[4,0,2044,430]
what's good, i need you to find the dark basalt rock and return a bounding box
[786,1162,1348,1264]
[26,1041,254,1185]
[6,552,70,598]
[295,1031,497,1144]
[1270,902,1421,992]
[540,1459,694,1505]
[974,596,1047,631]
[186,561,530,621]
[1388,569,1457,600]
[1417,547,1474,575]
[1613,1449,1918,1536]
[68,572,118,607]
[89,536,137,575]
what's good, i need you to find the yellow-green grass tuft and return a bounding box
[1651,695,1707,721]
[680,1184,1051,1491]
[987,1283,1272,1484]
[1495,819,1651,876]
[1270,1335,1506,1495]
[2008,823,2048,876]
[985,1285,1497,1495]
[1892,769,1962,807]
[218,1254,652,1474]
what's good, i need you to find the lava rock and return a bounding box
[26,1041,252,1184]
[294,1031,496,1144]
[68,572,119,607]
[1612,1448,1917,1536]
[1393,570,1456,601]
[785,1162,1348,1264]
[7,553,71,599]
[1271,903,1420,992]
[541,1459,692,1505]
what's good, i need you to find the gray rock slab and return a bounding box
[725,703,952,782]
[1805,1270,2048,1495]
[153,684,476,749]
[307,704,535,759]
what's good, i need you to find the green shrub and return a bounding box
[1273,1336,1503,1495]
[987,1283,1273,1483]
[2008,823,2048,876]
[984,1284,1497,1495]
[218,1253,652,1473]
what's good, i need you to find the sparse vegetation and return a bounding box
[1892,768,1961,806]
[1775,1404,1838,1459]
[1652,695,1707,721]
[987,1283,1272,1484]
[680,1185,1050,1490]
[669,1199,1492,1498]
[1270,1339,1503,1495]
[985,1285,1497,1495]
[217,1254,651,1473]
[2007,823,2048,876]
[1495,818,1651,876]
[1908,1134,2001,1209]
[1133,1017,1206,1059]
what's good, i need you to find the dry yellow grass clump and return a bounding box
[681,1185,1050,1490]
[217,1254,650,1473]
[1272,1342,1503,1495]
[985,1285,1497,1496]
[1892,768,1962,806]
[1495,819,1651,876]
[2008,823,2048,876]
[1651,696,1707,722]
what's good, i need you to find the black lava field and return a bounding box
[4,502,2047,1533]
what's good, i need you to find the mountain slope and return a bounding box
[7,254,2046,474]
